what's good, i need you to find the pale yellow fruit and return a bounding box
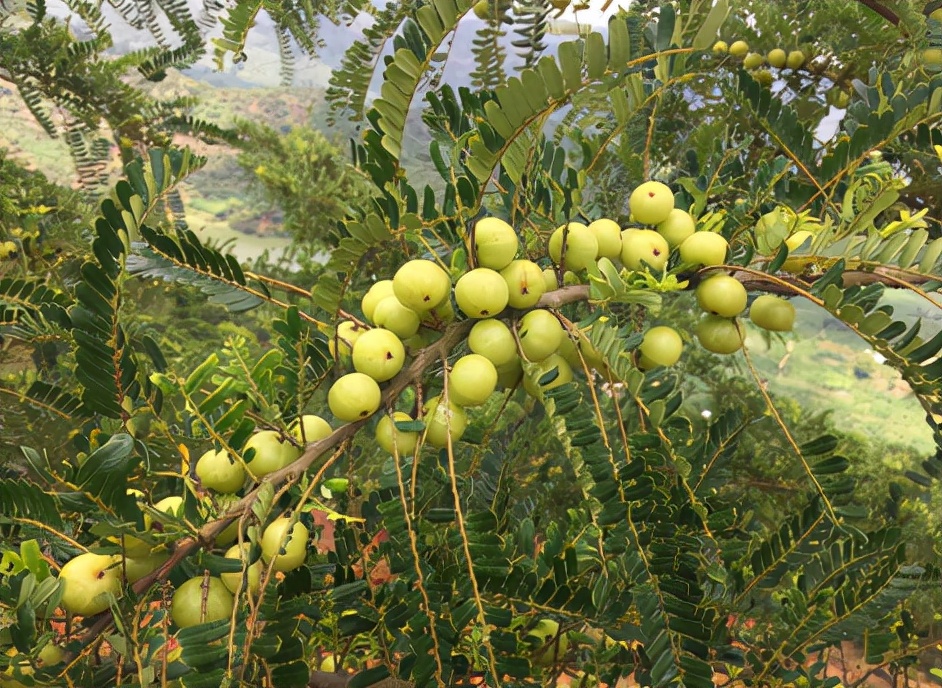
[587,218,622,259]
[447,354,498,407]
[291,414,332,444]
[548,222,598,271]
[767,48,786,68]
[473,216,519,270]
[628,181,674,225]
[743,52,764,69]
[523,355,573,397]
[328,373,382,422]
[58,553,122,617]
[422,396,468,447]
[171,576,233,628]
[220,543,262,594]
[361,280,395,322]
[260,517,310,572]
[376,412,419,455]
[786,49,806,69]
[729,40,749,57]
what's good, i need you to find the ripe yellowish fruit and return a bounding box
[528,619,570,667]
[154,495,184,517]
[629,181,674,225]
[472,0,490,20]
[638,326,683,368]
[542,267,559,292]
[696,274,748,317]
[523,354,573,397]
[376,412,419,455]
[393,259,451,312]
[548,222,598,271]
[500,259,546,309]
[749,294,796,331]
[621,229,670,271]
[743,52,764,69]
[422,396,468,447]
[171,576,234,628]
[923,48,942,68]
[696,316,745,354]
[328,373,382,422]
[656,208,696,247]
[767,48,786,68]
[468,318,518,367]
[729,40,749,57]
[422,297,455,325]
[122,551,169,584]
[786,49,805,69]
[243,430,301,479]
[261,517,310,572]
[329,320,366,361]
[448,354,498,407]
[372,296,421,338]
[58,552,122,617]
[195,448,245,493]
[454,268,510,318]
[473,216,519,270]
[361,280,395,322]
[517,309,564,362]
[0,240,17,260]
[712,40,728,54]
[587,218,623,259]
[495,357,523,389]
[679,231,729,267]
[291,414,332,444]
[752,69,774,87]
[352,327,406,382]
[220,543,262,594]
[557,334,579,368]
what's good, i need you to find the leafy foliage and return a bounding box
[2,2,942,688]
[232,121,375,246]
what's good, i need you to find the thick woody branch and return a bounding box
[852,0,901,26]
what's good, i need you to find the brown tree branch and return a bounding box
[852,0,901,26]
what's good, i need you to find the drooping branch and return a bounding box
[852,0,901,26]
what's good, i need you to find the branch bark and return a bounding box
[852,0,901,26]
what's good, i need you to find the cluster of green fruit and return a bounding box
[712,39,806,86]
[48,181,800,636]
[53,429,319,629]
[330,180,798,430]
